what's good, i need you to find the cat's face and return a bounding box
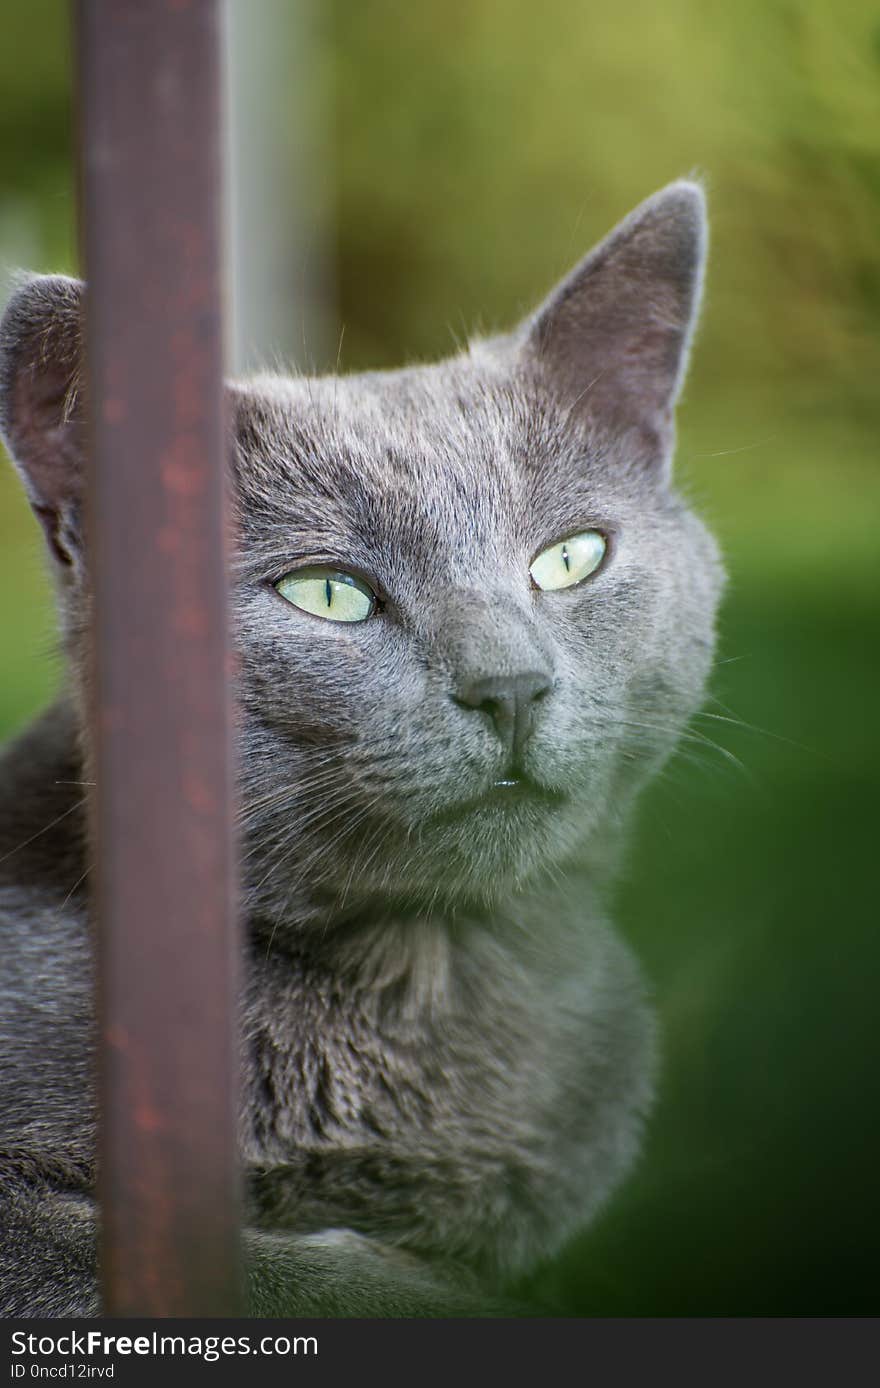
[230,360,721,917]
[0,181,723,921]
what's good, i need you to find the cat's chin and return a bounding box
[357,799,588,913]
[244,802,580,927]
[240,770,606,927]
[428,774,568,827]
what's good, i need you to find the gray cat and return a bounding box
[0,181,723,1316]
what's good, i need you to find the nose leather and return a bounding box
[454,671,551,761]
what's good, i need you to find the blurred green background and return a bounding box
[1,0,878,1314]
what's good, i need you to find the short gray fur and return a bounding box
[0,182,723,1316]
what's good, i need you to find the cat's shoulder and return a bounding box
[0,699,92,1039]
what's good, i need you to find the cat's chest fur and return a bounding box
[241,908,654,1272]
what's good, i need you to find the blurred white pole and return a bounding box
[223,0,336,375]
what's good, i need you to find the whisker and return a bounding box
[699,700,817,758]
[0,798,87,869]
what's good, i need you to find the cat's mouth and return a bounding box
[433,774,568,824]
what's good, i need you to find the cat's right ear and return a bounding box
[515,181,707,466]
[0,274,86,572]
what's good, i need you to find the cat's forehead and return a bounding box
[231,358,632,562]
[236,362,528,495]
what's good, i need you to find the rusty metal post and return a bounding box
[75,0,242,1315]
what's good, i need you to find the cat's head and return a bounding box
[0,181,723,922]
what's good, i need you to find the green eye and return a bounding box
[275,566,376,623]
[529,530,607,591]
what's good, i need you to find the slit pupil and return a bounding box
[562,544,570,572]
[325,578,333,607]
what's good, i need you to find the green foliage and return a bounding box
[328,0,880,422]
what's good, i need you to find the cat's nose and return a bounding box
[454,671,551,761]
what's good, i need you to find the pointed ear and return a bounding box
[0,274,86,570]
[522,181,707,461]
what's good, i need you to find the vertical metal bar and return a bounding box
[76,0,241,1316]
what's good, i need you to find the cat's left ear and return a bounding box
[519,180,707,462]
[0,274,86,572]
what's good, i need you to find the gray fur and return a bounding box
[0,182,723,1315]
